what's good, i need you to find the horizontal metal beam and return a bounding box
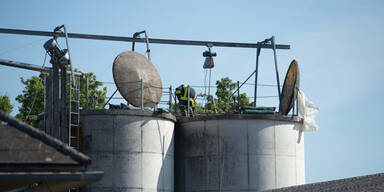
[0,58,83,77]
[0,28,290,49]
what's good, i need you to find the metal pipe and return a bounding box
[169,86,172,112]
[0,28,291,49]
[103,89,118,109]
[85,75,89,109]
[237,81,240,112]
[228,70,256,102]
[187,86,190,117]
[208,68,212,100]
[144,30,151,61]
[45,71,52,135]
[68,71,71,145]
[52,63,60,139]
[60,65,67,142]
[0,58,83,76]
[141,79,144,110]
[174,89,177,114]
[271,36,282,113]
[254,46,261,107]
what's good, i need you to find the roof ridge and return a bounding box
[0,111,91,165]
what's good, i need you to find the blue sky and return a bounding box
[1,0,384,184]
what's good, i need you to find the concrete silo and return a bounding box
[175,114,305,191]
[81,109,176,192]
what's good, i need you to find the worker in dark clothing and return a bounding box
[175,84,197,116]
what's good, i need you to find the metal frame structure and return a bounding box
[0,27,291,118]
[228,36,284,113]
[0,28,290,49]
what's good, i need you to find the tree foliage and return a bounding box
[16,70,106,127]
[195,77,250,114]
[16,74,45,127]
[0,95,13,114]
[73,69,107,109]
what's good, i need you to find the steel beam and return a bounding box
[0,28,290,49]
[0,58,83,77]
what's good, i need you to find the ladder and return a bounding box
[69,75,81,150]
[69,75,81,192]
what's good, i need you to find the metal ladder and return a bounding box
[69,75,81,151]
[69,75,81,192]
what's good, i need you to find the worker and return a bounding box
[175,84,197,116]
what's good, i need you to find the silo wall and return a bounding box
[81,109,176,192]
[175,114,305,192]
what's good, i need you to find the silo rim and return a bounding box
[176,113,302,123]
[80,109,176,122]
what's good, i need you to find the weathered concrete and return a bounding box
[81,109,175,192]
[175,116,305,192]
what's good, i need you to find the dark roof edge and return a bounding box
[0,111,91,165]
[261,172,384,192]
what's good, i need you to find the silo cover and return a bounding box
[112,51,162,107]
[280,60,300,115]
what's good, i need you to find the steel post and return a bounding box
[237,81,240,112]
[68,71,71,145]
[0,28,291,49]
[271,36,282,113]
[187,86,190,117]
[60,66,67,142]
[52,63,60,139]
[141,79,144,110]
[169,86,172,112]
[254,45,261,107]
[85,75,89,109]
[45,71,52,135]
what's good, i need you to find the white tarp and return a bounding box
[297,90,319,132]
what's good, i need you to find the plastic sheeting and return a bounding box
[297,90,319,132]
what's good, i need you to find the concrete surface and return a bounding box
[175,117,305,192]
[81,109,175,192]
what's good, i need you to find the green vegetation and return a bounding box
[16,70,106,127]
[0,95,14,114]
[173,77,251,115]
[204,77,250,113]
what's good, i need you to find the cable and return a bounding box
[25,52,47,122]
[0,38,45,56]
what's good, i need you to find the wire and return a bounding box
[25,52,47,122]
[0,38,45,56]
[240,82,283,87]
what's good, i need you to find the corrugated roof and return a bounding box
[261,173,384,192]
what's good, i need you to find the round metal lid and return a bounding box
[280,60,300,115]
[112,51,162,108]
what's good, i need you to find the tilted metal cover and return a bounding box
[280,59,300,115]
[112,51,162,107]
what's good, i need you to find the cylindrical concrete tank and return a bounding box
[175,114,305,192]
[81,109,176,192]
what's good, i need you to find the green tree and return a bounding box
[16,70,106,127]
[16,74,45,127]
[0,95,13,114]
[202,77,250,114]
[73,69,107,109]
